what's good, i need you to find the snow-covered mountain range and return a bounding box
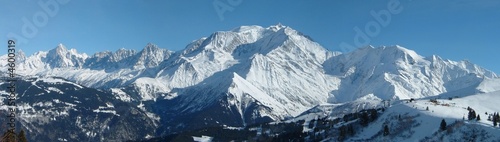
[1,24,499,141]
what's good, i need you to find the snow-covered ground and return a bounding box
[192,135,213,142]
[346,91,500,142]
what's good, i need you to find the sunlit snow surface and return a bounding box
[342,90,500,142]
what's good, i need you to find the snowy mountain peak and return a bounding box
[144,43,160,51]
[16,49,27,62]
[231,25,265,33]
[57,43,66,50]
[383,45,424,61]
[268,23,287,31]
[140,43,162,55]
[49,43,88,58]
[50,43,67,56]
[186,24,317,57]
[133,43,173,69]
[45,43,88,68]
[386,45,421,55]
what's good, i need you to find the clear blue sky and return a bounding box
[1,0,499,73]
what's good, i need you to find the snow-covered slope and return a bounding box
[477,78,500,93]
[228,72,289,124]
[343,91,500,141]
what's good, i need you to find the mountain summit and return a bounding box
[45,43,88,68]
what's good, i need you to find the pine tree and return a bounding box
[472,111,476,120]
[476,114,481,121]
[383,125,390,136]
[18,130,28,142]
[494,113,499,127]
[426,106,429,111]
[468,110,476,120]
[440,119,447,131]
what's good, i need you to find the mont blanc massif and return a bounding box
[1,24,500,141]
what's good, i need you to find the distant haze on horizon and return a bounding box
[1,0,499,73]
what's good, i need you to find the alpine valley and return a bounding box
[1,24,499,141]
